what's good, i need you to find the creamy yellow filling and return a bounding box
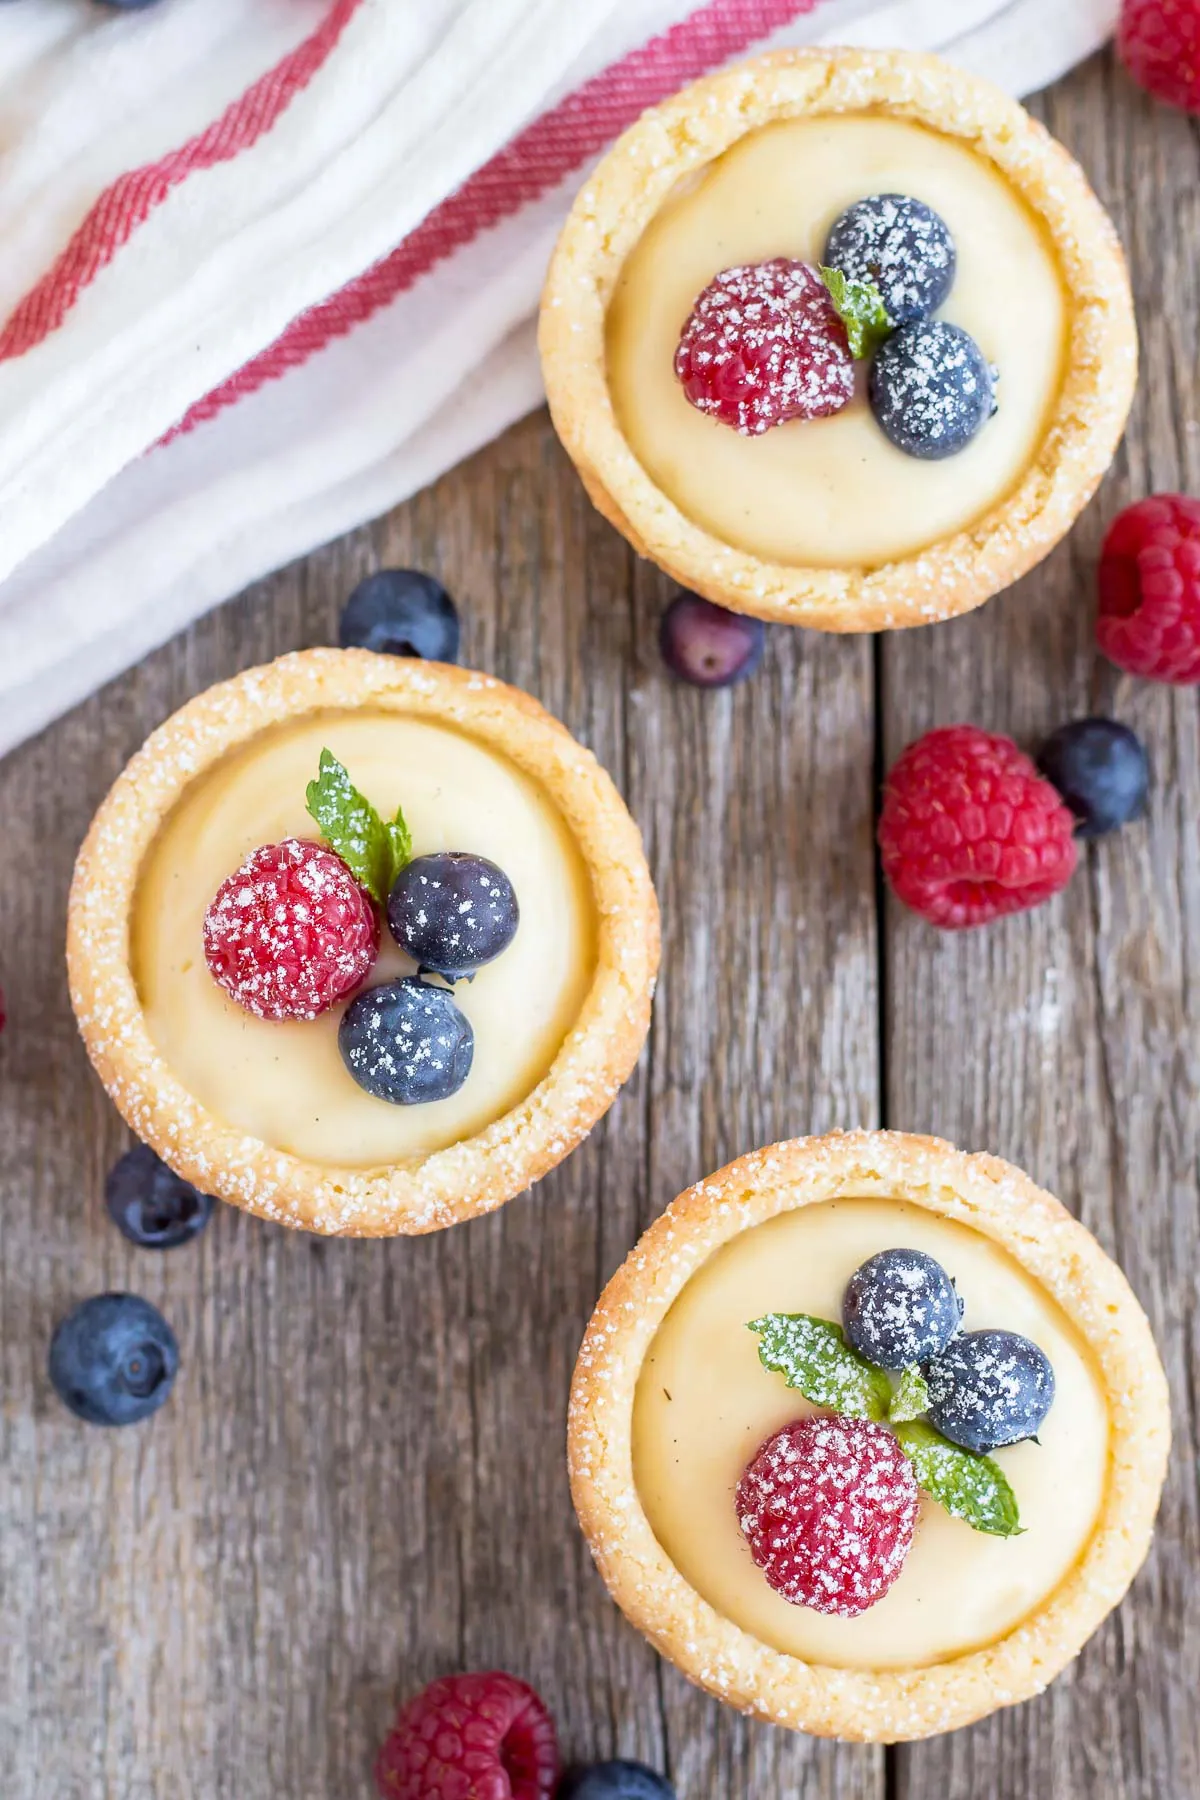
[606,115,1066,568]
[132,711,597,1167]
[633,1199,1108,1670]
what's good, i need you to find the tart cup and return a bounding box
[67,649,659,1237]
[569,1130,1169,1740]
[539,49,1137,633]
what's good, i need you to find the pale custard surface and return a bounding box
[606,115,1066,568]
[132,711,596,1167]
[633,1199,1108,1670]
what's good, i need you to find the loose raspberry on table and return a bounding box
[203,838,379,1021]
[878,726,1079,930]
[737,1416,918,1617]
[374,1671,559,1800]
[1118,0,1200,114]
[1096,493,1200,683]
[674,259,855,435]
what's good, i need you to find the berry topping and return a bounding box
[736,1416,918,1617]
[204,839,379,1021]
[339,977,474,1104]
[1118,0,1200,114]
[559,1764,675,1800]
[878,725,1079,928]
[674,259,855,435]
[925,1329,1055,1454]
[1096,493,1200,683]
[1036,718,1150,838]
[869,320,996,459]
[659,591,765,688]
[339,568,461,663]
[49,1294,179,1426]
[823,194,956,325]
[387,852,519,981]
[374,1670,558,1800]
[842,1248,962,1371]
[106,1146,216,1249]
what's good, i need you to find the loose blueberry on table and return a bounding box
[106,1145,216,1249]
[742,1247,1055,1611]
[558,1762,677,1799]
[659,591,765,688]
[200,747,519,1107]
[1037,718,1150,838]
[339,568,461,664]
[49,1293,179,1426]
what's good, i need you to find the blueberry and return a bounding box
[824,194,956,325]
[1036,718,1149,839]
[106,1145,216,1249]
[387,852,518,981]
[869,321,996,460]
[48,1294,179,1426]
[843,1248,962,1370]
[338,569,460,662]
[925,1328,1055,1454]
[558,1763,675,1800]
[339,977,473,1104]
[660,591,765,688]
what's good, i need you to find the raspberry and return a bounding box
[203,838,378,1021]
[1096,493,1200,683]
[878,726,1079,929]
[1118,0,1200,114]
[736,1416,918,1617]
[374,1671,559,1800]
[674,259,854,435]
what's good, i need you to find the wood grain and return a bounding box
[0,46,1194,1800]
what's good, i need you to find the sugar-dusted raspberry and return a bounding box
[737,1416,918,1617]
[1118,0,1200,115]
[878,726,1079,929]
[674,259,855,435]
[203,838,378,1021]
[1096,493,1200,683]
[374,1671,559,1800]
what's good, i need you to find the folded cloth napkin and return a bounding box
[0,0,1118,757]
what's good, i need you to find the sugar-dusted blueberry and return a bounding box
[869,320,996,460]
[823,194,956,326]
[387,852,518,982]
[842,1248,962,1370]
[106,1145,216,1249]
[339,977,474,1105]
[48,1294,179,1426]
[339,568,460,663]
[925,1328,1055,1454]
[1036,718,1150,839]
[558,1763,676,1800]
[660,591,765,688]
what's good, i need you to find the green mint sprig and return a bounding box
[305,749,412,906]
[888,1364,930,1425]
[894,1421,1023,1538]
[748,1313,892,1422]
[819,265,891,360]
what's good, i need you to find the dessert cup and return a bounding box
[540,49,1137,632]
[68,649,659,1236]
[569,1130,1169,1739]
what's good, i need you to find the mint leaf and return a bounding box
[889,1365,930,1424]
[895,1421,1022,1537]
[819,265,891,360]
[748,1313,892,1422]
[305,749,412,906]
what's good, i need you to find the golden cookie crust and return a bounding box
[539,49,1137,633]
[67,649,660,1237]
[569,1129,1169,1741]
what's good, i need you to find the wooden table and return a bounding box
[1,50,1196,1800]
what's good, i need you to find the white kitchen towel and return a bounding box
[0,0,1120,757]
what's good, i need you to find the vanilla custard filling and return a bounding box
[606,115,1067,568]
[132,711,597,1167]
[633,1199,1108,1670]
